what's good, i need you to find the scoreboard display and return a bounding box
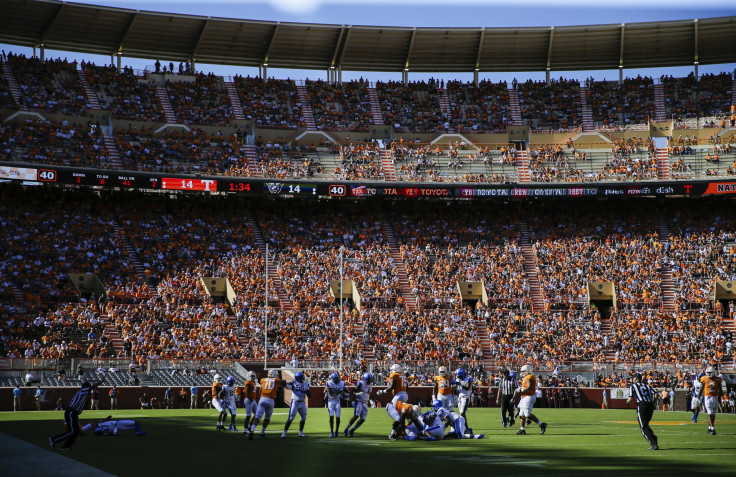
[2,162,734,199]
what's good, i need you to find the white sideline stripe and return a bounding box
[0,432,114,477]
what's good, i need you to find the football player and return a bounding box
[324,372,346,437]
[93,417,147,436]
[515,365,547,435]
[432,399,484,439]
[386,400,422,440]
[454,368,474,431]
[403,410,445,441]
[242,371,259,433]
[697,366,724,435]
[223,376,238,431]
[344,372,374,437]
[282,372,311,438]
[433,366,454,410]
[211,375,229,431]
[377,364,408,405]
[248,369,282,439]
[690,372,704,423]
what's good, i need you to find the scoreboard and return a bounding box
[2,162,735,199]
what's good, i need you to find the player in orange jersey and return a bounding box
[242,371,259,434]
[515,365,547,435]
[698,366,724,435]
[378,364,408,405]
[433,366,454,410]
[385,399,422,440]
[247,369,283,439]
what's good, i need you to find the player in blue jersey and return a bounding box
[344,372,374,437]
[281,372,311,438]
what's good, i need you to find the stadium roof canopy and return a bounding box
[1,0,735,73]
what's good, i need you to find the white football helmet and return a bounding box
[268,369,279,378]
[248,371,257,381]
[520,365,531,374]
[705,366,716,377]
[213,374,222,384]
[410,405,421,419]
[390,364,401,374]
[438,366,447,376]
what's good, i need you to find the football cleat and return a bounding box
[388,433,398,441]
[258,433,266,439]
[281,432,287,439]
[540,423,548,435]
[474,434,485,439]
[49,437,55,450]
[515,429,527,435]
[298,432,307,437]
[248,432,254,440]
[329,432,335,438]
[136,432,147,436]
[692,414,697,423]
[348,429,354,437]
[649,444,659,450]
[343,428,350,437]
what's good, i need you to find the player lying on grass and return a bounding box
[61,416,147,436]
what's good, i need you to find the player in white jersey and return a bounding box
[94,418,147,436]
[454,368,473,432]
[281,372,311,438]
[324,372,346,438]
[344,372,374,437]
[691,373,704,423]
[432,399,484,439]
[222,377,238,431]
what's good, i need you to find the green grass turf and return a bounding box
[1,407,735,476]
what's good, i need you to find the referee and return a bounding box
[626,373,659,450]
[497,368,516,428]
[49,378,104,451]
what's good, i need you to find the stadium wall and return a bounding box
[0,386,691,412]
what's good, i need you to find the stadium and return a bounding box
[1,0,736,475]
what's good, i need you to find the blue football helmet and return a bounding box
[330,372,340,383]
[363,372,372,384]
[294,372,305,383]
[226,376,235,386]
[456,368,467,379]
[423,410,437,423]
[432,399,444,411]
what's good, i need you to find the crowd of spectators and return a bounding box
[375,79,446,133]
[166,73,233,126]
[114,128,244,174]
[304,80,373,131]
[602,137,657,181]
[84,63,166,123]
[0,66,15,110]
[5,54,87,116]
[446,80,509,133]
[234,76,301,129]
[517,78,581,130]
[1,120,111,168]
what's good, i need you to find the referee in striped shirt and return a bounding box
[50,378,104,451]
[626,373,659,450]
[497,368,516,428]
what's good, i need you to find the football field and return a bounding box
[1,407,735,476]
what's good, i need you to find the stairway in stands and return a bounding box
[108,211,157,293]
[76,69,101,109]
[580,86,594,132]
[99,313,125,356]
[381,219,418,311]
[380,149,397,181]
[246,212,293,312]
[150,78,178,123]
[295,84,317,131]
[471,313,495,369]
[438,89,454,133]
[653,83,666,122]
[515,149,531,183]
[351,319,375,363]
[2,61,28,110]
[225,81,246,121]
[656,147,670,180]
[242,144,262,177]
[732,78,736,107]
[367,87,384,125]
[103,136,123,169]
[507,87,523,125]
[658,218,677,313]
[518,221,545,312]
[599,318,616,361]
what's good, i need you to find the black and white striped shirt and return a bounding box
[68,385,92,414]
[629,382,655,404]
[499,377,516,396]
